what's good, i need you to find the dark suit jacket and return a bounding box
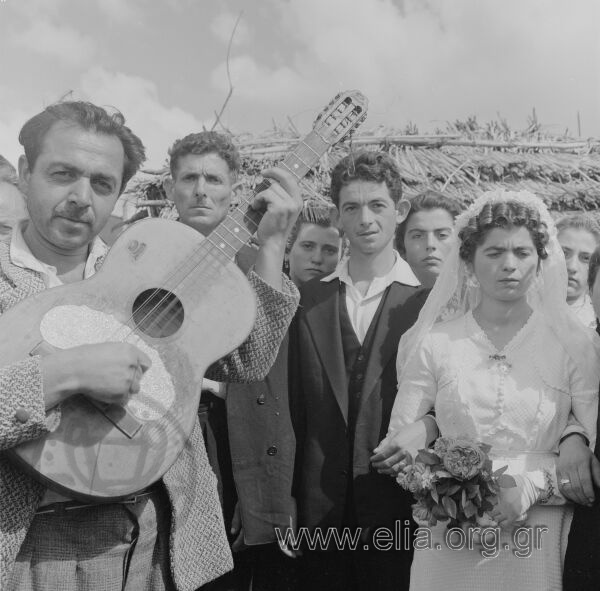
[563,381,600,590]
[227,334,296,546]
[290,277,427,532]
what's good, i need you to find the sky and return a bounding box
[0,0,598,170]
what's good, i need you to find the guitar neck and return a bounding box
[208,129,332,261]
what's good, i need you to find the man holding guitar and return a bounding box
[0,102,302,590]
[164,130,311,591]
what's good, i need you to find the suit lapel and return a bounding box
[360,283,421,403]
[304,280,349,424]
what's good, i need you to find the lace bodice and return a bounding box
[389,311,598,453]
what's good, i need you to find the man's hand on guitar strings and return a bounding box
[41,343,152,410]
[251,168,302,248]
[251,167,302,290]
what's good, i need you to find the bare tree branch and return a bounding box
[211,11,243,132]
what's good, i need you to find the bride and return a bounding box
[374,190,599,590]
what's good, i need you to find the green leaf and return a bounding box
[431,487,439,503]
[493,465,508,477]
[437,481,450,494]
[442,495,458,519]
[432,505,449,521]
[497,474,517,488]
[464,500,477,518]
[467,484,480,499]
[447,483,462,495]
[417,450,440,465]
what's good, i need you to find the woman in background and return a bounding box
[396,190,462,288]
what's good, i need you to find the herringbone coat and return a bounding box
[0,239,299,590]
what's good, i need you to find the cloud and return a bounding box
[210,12,250,47]
[0,85,31,171]
[96,0,142,24]
[80,67,211,167]
[210,55,315,105]
[9,0,69,19]
[9,21,96,68]
[210,0,599,135]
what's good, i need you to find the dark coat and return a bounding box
[227,334,297,545]
[290,277,427,532]
[563,380,600,590]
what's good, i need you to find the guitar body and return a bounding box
[3,89,369,501]
[3,218,256,501]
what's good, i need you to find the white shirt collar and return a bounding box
[10,220,107,288]
[321,250,420,289]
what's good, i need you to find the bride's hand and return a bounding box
[489,474,538,528]
[370,422,427,475]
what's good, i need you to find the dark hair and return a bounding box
[458,200,549,262]
[330,150,403,207]
[287,202,338,251]
[588,246,600,291]
[18,101,146,193]
[396,190,463,254]
[556,213,600,246]
[169,131,240,178]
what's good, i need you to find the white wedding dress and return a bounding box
[389,310,598,591]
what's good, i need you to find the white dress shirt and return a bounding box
[321,251,420,343]
[10,220,107,287]
[9,221,108,505]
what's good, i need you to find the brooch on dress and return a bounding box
[489,354,512,373]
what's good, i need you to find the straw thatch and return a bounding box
[125,116,600,222]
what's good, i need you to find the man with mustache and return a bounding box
[164,132,341,590]
[290,151,435,591]
[557,213,600,328]
[0,102,301,590]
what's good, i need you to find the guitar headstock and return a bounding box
[313,90,368,146]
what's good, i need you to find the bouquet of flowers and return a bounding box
[396,436,515,528]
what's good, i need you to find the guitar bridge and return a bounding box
[87,400,143,439]
[30,340,142,439]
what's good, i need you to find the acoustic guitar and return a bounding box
[2,90,368,501]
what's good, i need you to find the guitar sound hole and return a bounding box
[132,289,184,338]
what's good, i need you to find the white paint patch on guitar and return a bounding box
[40,305,176,422]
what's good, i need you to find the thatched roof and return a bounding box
[126,116,600,220]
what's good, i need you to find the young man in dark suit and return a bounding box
[290,151,434,591]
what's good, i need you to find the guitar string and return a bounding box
[32,100,363,496]
[114,176,290,342]
[114,115,360,339]
[115,116,362,341]
[112,115,359,342]
[131,209,260,335]
[129,191,266,335]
